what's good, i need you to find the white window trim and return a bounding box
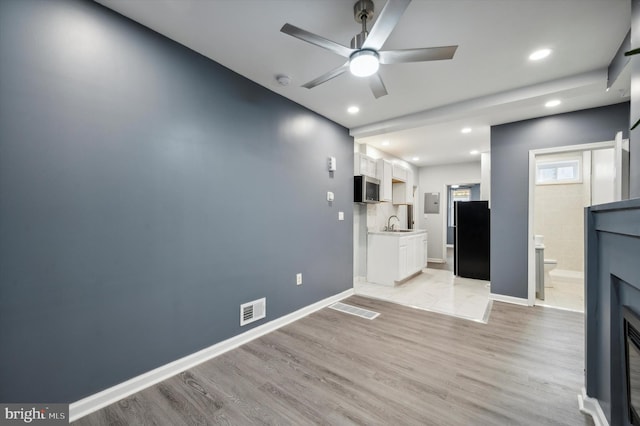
[535,159,582,185]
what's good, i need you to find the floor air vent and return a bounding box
[240,298,266,326]
[328,302,380,320]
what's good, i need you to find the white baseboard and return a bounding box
[427,258,445,264]
[577,387,608,426]
[353,275,366,283]
[69,288,355,422]
[489,293,530,306]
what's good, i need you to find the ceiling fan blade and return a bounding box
[379,45,458,64]
[362,0,412,51]
[302,62,350,89]
[369,73,388,98]
[281,23,354,58]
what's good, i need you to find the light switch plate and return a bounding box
[338,211,344,221]
[328,156,336,171]
[327,191,334,202]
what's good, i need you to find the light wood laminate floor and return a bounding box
[74,296,592,425]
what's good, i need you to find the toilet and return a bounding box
[544,259,557,288]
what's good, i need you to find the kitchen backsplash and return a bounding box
[367,203,408,231]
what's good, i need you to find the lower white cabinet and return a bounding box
[367,231,427,286]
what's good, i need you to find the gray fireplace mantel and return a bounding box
[585,198,640,425]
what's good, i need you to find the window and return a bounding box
[536,159,581,185]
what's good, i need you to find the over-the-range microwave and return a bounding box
[354,175,380,203]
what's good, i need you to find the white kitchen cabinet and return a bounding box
[398,242,408,280]
[392,163,408,181]
[376,159,392,202]
[367,230,427,286]
[392,168,414,204]
[354,153,377,178]
[421,237,428,267]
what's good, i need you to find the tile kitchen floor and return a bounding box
[354,267,492,322]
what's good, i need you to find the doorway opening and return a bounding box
[440,183,480,271]
[527,134,629,310]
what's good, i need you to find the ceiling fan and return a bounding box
[280,0,458,99]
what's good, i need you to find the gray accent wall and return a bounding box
[0,0,353,402]
[490,103,629,298]
[632,0,640,198]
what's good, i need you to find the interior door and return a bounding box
[614,130,630,201]
[591,148,616,205]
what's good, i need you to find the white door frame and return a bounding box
[527,140,615,305]
[442,183,449,262]
[443,181,481,266]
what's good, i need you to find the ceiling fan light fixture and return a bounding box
[349,50,379,77]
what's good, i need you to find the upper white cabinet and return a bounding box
[354,153,377,178]
[392,163,408,182]
[376,159,393,202]
[392,168,414,204]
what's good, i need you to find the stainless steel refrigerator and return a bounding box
[454,201,490,280]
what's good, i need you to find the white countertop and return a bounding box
[368,229,427,236]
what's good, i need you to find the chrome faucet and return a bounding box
[387,215,400,231]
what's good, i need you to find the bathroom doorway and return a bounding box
[527,134,629,310]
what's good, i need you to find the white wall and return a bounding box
[534,180,587,273]
[417,162,481,261]
[481,153,491,204]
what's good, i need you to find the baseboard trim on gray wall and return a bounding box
[578,387,609,426]
[69,288,355,422]
[427,258,445,264]
[489,293,530,306]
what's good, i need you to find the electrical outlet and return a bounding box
[296,273,302,285]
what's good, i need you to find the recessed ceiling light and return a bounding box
[382,140,390,146]
[529,48,551,61]
[412,156,420,161]
[461,127,472,134]
[545,99,561,108]
[347,106,360,114]
[470,150,480,155]
[451,185,460,189]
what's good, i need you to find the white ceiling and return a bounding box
[95,0,631,166]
